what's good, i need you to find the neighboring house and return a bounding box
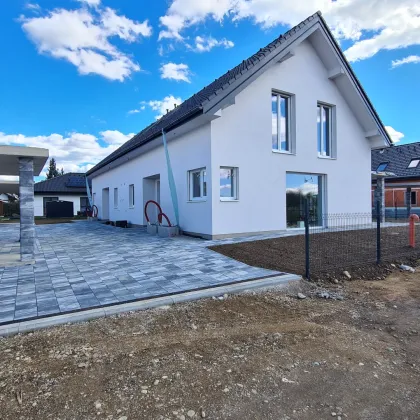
[372,143,420,218]
[34,173,90,217]
[87,12,391,239]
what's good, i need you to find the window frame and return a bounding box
[376,162,389,172]
[113,187,118,209]
[272,90,294,154]
[220,167,239,201]
[188,168,207,201]
[129,184,135,208]
[317,102,335,159]
[408,159,420,169]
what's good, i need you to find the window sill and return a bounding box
[129,206,135,209]
[220,198,239,202]
[188,199,207,203]
[317,155,336,160]
[272,149,294,155]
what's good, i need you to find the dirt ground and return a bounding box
[1,270,420,420]
[210,226,420,280]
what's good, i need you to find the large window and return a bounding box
[317,103,333,157]
[188,168,207,200]
[129,184,135,208]
[272,92,292,152]
[286,173,324,228]
[114,188,118,208]
[220,167,238,200]
[43,197,58,216]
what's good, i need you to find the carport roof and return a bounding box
[0,181,19,195]
[0,145,49,176]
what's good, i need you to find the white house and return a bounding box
[34,173,89,217]
[87,12,391,239]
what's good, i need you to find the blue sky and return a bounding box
[0,0,419,179]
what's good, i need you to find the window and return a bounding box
[92,193,96,205]
[377,162,389,172]
[411,191,417,206]
[286,173,324,228]
[129,184,135,208]
[114,188,118,208]
[317,103,333,157]
[220,167,238,200]
[188,168,207,200]
[80,197,89,213]
[272,92,292,152]
[408,159,420,168]
[43,197,59,216]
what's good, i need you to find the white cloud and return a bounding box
[24,3,41,11]
[160,62,191,82]
[0,130,134,176]
[158,0,420,63]
[191,35,234,52]
[77,0,101,6]
[385,126,405,143]
[143,95,183,119]
[128,105,146,115]
[391,55,420,68]
[21,4,152,81]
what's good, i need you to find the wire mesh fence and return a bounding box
[304,200,420,280]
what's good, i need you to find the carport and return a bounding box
[0,145,48,262]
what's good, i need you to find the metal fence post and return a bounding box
[304,198,310,280]
[376,200,381,264]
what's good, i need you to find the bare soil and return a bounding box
[1,271,420,419]
[210,226,420,280]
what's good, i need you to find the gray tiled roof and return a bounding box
[34,173,89,194]
[87,11,390,176]
[87,12,321,176]
[372,143,420,179]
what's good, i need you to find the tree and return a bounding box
[60,168,65,175]
[46,158,60,179]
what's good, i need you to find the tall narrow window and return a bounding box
[272,92,291,152]
[188,168,207,200]
[129,184,135,208]
[114,188,118,208]
[220,167,238,200]
[411,191,417,206]
[317,103,332,157]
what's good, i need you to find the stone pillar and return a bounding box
[375,177,385,223]
[19,157,35,260]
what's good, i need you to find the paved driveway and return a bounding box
[0,222,289,325]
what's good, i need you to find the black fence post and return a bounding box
[376,200,381,264]
[304,198,310,280]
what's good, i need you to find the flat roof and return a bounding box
[0,180,19,194]
[0,145,49,176]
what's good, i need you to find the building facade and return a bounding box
[88,12,391,239]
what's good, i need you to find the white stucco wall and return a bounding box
[91,124,213,235]
[34,194,87,216]
[210,39,372,236]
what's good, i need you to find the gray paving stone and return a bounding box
[0,221,287,323]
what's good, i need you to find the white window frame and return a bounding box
[408,159,420,169]
[114,187,118,209]
[188,168,207,201]
[220,167,239,201]
[317,102,335,158]
[129,184,135,208]
[272,91,294,154]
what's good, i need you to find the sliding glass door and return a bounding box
[286,172,324,228]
